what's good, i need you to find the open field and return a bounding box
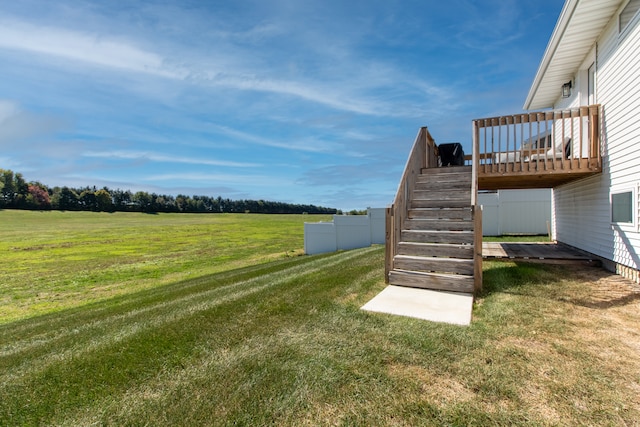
[2,211,640,425]
[0,210,331,323]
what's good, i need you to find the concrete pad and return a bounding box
[361,285,473,326]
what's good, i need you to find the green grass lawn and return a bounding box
[2,210,639,425]
[0,210,330,323]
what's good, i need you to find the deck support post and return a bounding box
[473,205,483,294]
[384,206,393,284]
[472,120,479,206]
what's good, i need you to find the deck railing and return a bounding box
[471,105,601,189]
[385,127,438,282]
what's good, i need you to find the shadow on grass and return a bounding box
[570,292,640,309]
[479,261,557,296]
[480,260,640,310]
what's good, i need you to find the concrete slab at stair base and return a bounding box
[361,285,473,326]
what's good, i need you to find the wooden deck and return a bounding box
[477,159,602,190]
[472,105,602,190]
[386,105,603,295]
[483,242,601,266]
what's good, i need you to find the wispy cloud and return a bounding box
[298,161,403,187]
[0,19,186,79]
[207,124,341,153]
[210,75,387,116]
[143,172,288,187]
[0,14,449,119]
[82,150,260,168]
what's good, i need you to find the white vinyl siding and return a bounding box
[552,5,640,271]
[554,176,612,257]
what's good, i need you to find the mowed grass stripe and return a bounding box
[63,247,387,426]
[0,248,372,377]
[0,252,333,355]
[0,246,384,426]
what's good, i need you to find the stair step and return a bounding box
[415,180,471,191]
[393,255,474,275]
[420,166,471,175]
[411,199,471,209]
[397,242,474,259]
[416,179,471,189]
[408,207,473,220]
[387,164,476,294]
[412,190,471,201]
[417,172,472,181]
[404,218,473,231]
[389,269,474,293]
[401,230,474,244]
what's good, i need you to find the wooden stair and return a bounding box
[389,166,476,293]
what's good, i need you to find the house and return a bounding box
[523,0,640,283]
[383,0,640,297]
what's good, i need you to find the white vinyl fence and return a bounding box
[304,208,385,255]
[479,189,551,236]
[305,191,550,254]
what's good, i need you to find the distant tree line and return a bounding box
[0,168,339,214]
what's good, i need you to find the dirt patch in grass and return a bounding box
[488,263,640,424]
[564,266,640,308]
[567,268,640,413]
[388,363,476,407]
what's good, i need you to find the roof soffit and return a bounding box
[524,0,623,110]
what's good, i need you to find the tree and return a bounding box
[26,184,51,209]
[0,169,16,207]
[14,173,28,207]
[94,189,113,212]
[133,191,153,212]
[0,169,30,208]
[111,189,133,211]
[79,189,98,211]
[175,194,188,212]
[0,168,340,214]
[57,187,80,210]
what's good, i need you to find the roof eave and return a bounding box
[523,0,579,111]
[523,0,623,111]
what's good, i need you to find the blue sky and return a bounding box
[0,0,563,211]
